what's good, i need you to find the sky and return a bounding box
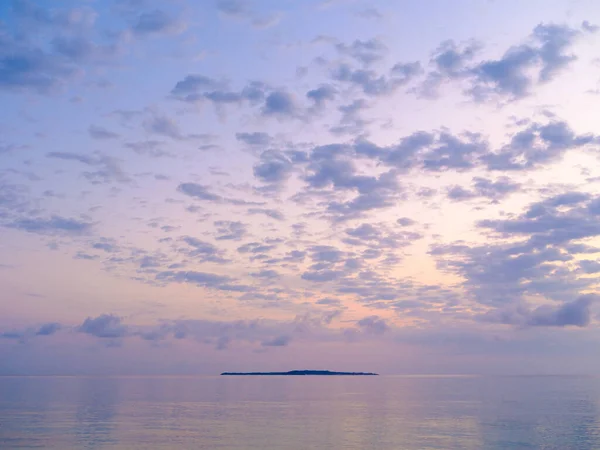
[1,0,600,375]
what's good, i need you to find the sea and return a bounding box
[1,375,600,449]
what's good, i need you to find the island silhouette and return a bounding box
[220,370,378,376]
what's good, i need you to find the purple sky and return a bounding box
[2,0,600,375]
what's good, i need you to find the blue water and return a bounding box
[1,375,600,449]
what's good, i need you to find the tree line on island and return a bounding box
[220,370,378,376]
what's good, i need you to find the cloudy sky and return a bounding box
[1,0,600,375]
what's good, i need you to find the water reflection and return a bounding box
[477,376,600,450]
[2,375,600,449]
[74,377,120,448]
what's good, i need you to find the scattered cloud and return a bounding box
[3,1,600,376]
[89,125,120,140]
[357,315,389,334]
[7,215,92,235]
[447,177,521,202]
[214,220,247,240]
[261,335,291,346]
[335,38,387,66]
[180,236,229,264]
[47,151,130,183]
[247,207,285,220]
[79,314,128,338]
[131,10,186,36]
[479,295,597,328]
[216,0,281,28]
[178,182,265,206]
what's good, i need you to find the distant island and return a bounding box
[220,370,378,376]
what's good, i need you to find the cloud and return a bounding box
[321,170,404,222]
[418,39,480,97]
[308,245,345,263]
[47,151,130,183]
[12,0,97,29]
[306,117,593,182]
[301,269,344,282]
[51,36,119,63]
[287,136,469,221]
[35,322,62,336]
[92,238,118,252]
[0,321,63,342]
[396,217,415,227]
[283,250,306,262]
[204,83,268,106]
[214,220,247,240]
[356,8,382,20]
[134,314,340,350]
[582,21,599,33]
[479,295,596,328]
[0,2,124,94]
[143,115,184,140]
[0,330,25,341]
[0,143,28,155]
[0,41,79,94]
[335,38,387,66]
[431,192,600,315]
[178,183,222,202]
[356,131,426,166]
[216,0,281,28]
[331,63,420,97]
[1,312,349,352]
[262,90,297,117]
[75,252,99,260]
[178,182,264,206]
[472,24,580,100]
[237,241,278,255]
[7,215,92,235]
[160,271,230,286]
[307,84,337,108]
[181,236,229,263]
[579,260,600,274]
[171,74,226,99]
[343,223,421,249]
[51,36,93,61]
[417,23,586,101]
[216,0,250,17]
[131,10,185,36]
[390,61,423,80]
[88,125,120,140]
[432,241,582,307]
[236,132,271,146]
[316,297,342,306]
[447,176,521,202]
[330,99,370,135]
[125,141,172,158]
[79,314,128,338]
[357,315,389,334]
[253,150,294,185]
[247,208,285,220]
[261,335,291,346]
[170,76,267,110]
[0,182,31,218]
[250,269,280,279]
[483,121,594,171]
[156,270,250,292]
[528,296,595,327]
[477,192,599,242]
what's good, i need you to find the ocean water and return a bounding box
[1,375,600,449]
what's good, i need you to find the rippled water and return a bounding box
[1,375,600,449]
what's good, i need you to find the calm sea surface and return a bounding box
[1,375,600,449]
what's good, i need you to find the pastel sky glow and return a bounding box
[2,0,600,375]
